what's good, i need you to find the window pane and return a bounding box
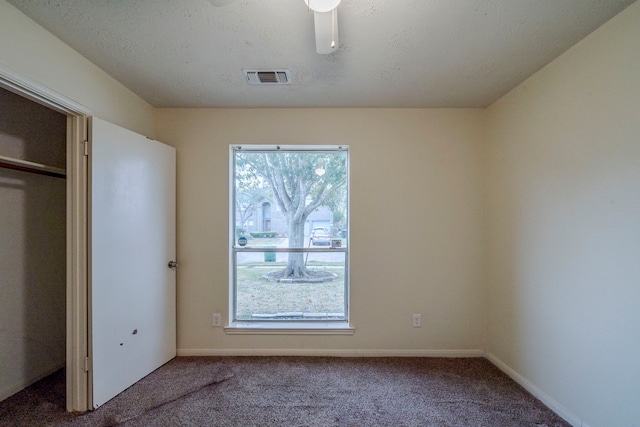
[234,151,348,249]
[235,251,346,321]
[232,147,349,323]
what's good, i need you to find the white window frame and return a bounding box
[226,145,353,334]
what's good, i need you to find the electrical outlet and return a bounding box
[212,313,222,327]
[412,314,421,328]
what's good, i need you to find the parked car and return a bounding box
[310,227,331,246]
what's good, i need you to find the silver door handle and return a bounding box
[168,260,178,269]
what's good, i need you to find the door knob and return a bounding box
[168,260,178,268]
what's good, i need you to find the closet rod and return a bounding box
[0,154,66,178]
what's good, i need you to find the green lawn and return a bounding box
[236,264,345,319]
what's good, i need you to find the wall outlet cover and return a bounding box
[212,313,222,327]
[412,313,421,328]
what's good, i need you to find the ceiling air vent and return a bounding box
[243,69,292,85]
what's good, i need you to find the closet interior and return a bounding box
[0,86,67,401]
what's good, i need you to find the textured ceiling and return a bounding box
[7,0,636,108]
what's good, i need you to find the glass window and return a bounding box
[231,146,349,323]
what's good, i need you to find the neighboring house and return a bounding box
[238,199,333,237]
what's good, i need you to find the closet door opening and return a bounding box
[0,86,67,405]
[0,71,89,411]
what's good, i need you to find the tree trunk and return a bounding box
[284,218,308,278]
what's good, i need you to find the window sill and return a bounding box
[224,322,355,335]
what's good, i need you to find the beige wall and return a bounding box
[0,0,155,137]
[486,2,640,426]
[155,108,487,355]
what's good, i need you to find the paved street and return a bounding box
[236,238,346,264]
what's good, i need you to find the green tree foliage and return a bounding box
[235,187,269,236]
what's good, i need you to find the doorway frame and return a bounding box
[0,65,92,411]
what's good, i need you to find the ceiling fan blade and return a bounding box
[313,9,339,54]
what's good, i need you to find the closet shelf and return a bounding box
[0,154,66,178]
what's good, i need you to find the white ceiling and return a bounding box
[7,0,635,108]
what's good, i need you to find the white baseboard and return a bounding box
[177,348,484,357]
[485,352,584,427]
[0,363,65,402]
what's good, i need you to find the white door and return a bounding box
[89,117,176,408]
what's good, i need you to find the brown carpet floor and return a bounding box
[0,357,570,426]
